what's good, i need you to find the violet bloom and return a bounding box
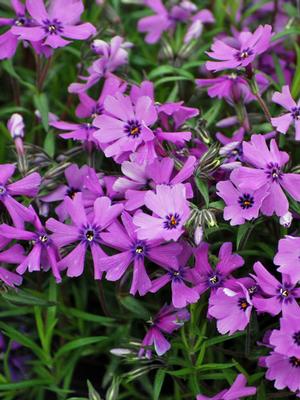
[46,193,123,279]
[139,305,190,358]
[0,164,40,227]
[133,184,190,242]
[263,351,300,393]
[69,36,131,94]
[206,25,272,72]
[209,283,253,335]
[93,92,157,163]
[7,113,25,157]
[196,73,268,105]
[196,373,256,400]
[0,209,61,283]
[0,0,32,59]
[99,212,181,296]
[0,238,24,288]
[11,0,96,49]
[158,102,199,131]
[216,178,269,226]
[114,156,195,211]
[75,76,126,119]
[231,134,300,217]
[251,261,300,316]
[271,85,300,139]
[51,120,98,151]
[193,242,244,295]
[41,164,91,221]
[273,236,300,284]
[270,313,300,358]
[150,243,199,308]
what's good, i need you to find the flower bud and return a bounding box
[194,225,203,245]
[7,113,24,139]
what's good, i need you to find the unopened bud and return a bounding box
[7,113,24,139]
[194,225,203,245]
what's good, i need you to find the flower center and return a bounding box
[209,275,219,285]
[163,213,181,230]
[280,287,289,297]
[85,230,95,242]
[291,107,300,120]
[236,48,254,61]
[91,104,104,118]
[43,19,63,35]
[39,234,49,244]
[0,185,6,196]
[132,241,147,258]
[265,162,283,182]
[238,193,254,209]
[238,297,249,311]
[169,268,185,282]
[289,356,300,368]
[124,120,142,138]
[67,187,80,199]
[293,331,300,346]
[14,15,30,27]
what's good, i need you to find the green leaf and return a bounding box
[2,290,56,307]
[0,379,51,391]
[1,59,36,91]
[119,296,149,319]
[236,223,250,250]
[195,177,209,207]
[34,93,49,132]
[55,336,107,359]
[153,370,165,400]
[87,380,102,400]
[272,27,300,42]
[292,44,300,98]
[205,332,245,347]
[61,307,115,326]
[43,131,55,157]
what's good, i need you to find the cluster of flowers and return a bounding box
[1,0,300,398]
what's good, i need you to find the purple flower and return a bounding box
[158,102,199,131]
[251,261,300,316]
[93,92,157,163]
[138,304,190,358]
[196,73,268,104]
[114,156,195,211]
[11,0,96,49]
[75,76,126,119]
[231,135,300,217]
[196,373,256,400]
[216,177,269,226]
[51,120,98,151]
[0,209,61,283]
[273,236,300,284]
[98,211,182,296]
[41,164,91,221]
[150,243,199,308]
[0,238,24,288]
[46,193,123,278]
[193,242,244,294]
[69,36,130,93]
[209,283,253,335]
[184,9,214,44]
[133,184,190,242]
[271,85,300,139]
[0,164,41,227]
[0,0,32,59]
[269,313,300,358]
[263,351,300,393]
[0,267,23,288]
[206,25,272,72]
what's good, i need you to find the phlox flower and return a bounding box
[269,313,300,358]
[216,175,269,226]
[206,25,272,72]
[99,211,181,296]
[196,373,256,400]
[69,36,131,94]
[251,261,300,316]
[133,184,190,242]
[209,283,253,335]
[11,0,96,49]
[139,304,190,358]
[46,193,123,279]
[0,164,40,227]
[41,164,91,221]
[273,236,300,284]
[150,243,199,308]
[0,236,24,288]
[263,351,300,393]
[193,242,244,295]
[231,134,300,217]
[271,85,300,139]
[184,9,214,44]
[93,91,157,164]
